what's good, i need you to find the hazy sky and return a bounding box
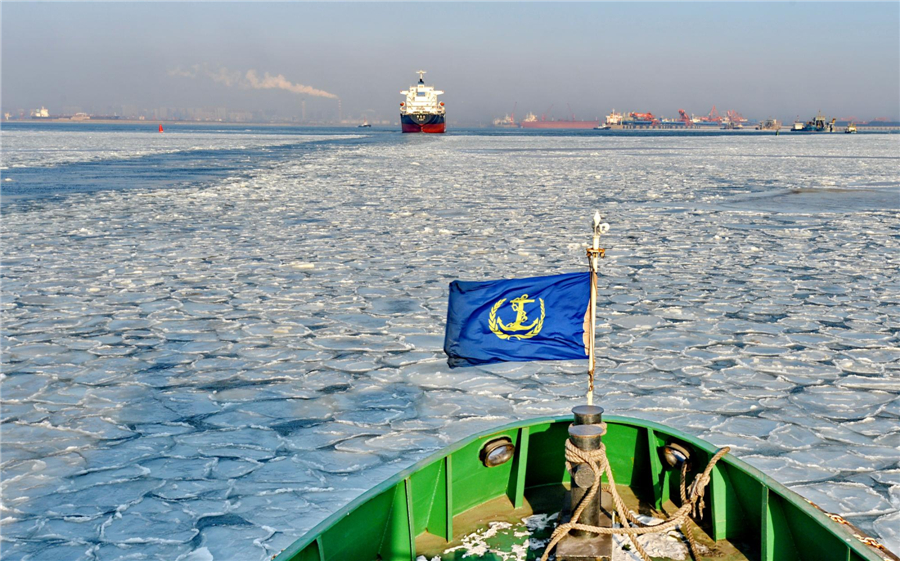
[3,2,899,123]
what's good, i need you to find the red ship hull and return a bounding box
[401,122,446,133]
[521,120,600,129]
[401,113,446,133]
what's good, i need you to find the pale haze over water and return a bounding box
[2,2,899,123]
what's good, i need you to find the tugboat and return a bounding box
[400,70,446,133]
[791,112,836,132]
[274,214,898,561]
[845,122,858,134]
[357,119,371,128]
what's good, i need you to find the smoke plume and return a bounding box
[169,65,338,99]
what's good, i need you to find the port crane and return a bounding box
[677,109,693,127]
[628,112,660,127]
[725,110,747,125]
[542,105,554,121]
[693,105,723,124]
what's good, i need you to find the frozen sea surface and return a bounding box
[2,126,899,560]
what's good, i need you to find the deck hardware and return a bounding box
[566,423,609,540]
[480,437,515,468]
[555,413,613,560]
[662,443,691,469]
[572,404,604,426]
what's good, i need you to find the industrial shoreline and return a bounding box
[6,118,900,132]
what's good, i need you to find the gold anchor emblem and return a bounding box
[489,294,545,340]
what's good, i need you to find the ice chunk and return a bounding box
[793,482,895,516]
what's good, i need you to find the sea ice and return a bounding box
[3,129,898,560]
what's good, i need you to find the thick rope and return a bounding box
[680,462,701,561]
[540,441,731,561]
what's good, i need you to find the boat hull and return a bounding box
[521,120,599,129]
[401,113,446,133]
[274,414,891,561]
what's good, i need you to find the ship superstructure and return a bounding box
[595,110,622,130]
[400,71,446,133]
[605,110,623,127]
[493,114,517,128]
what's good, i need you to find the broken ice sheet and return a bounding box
[3,129,899,561]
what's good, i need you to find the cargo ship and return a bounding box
[520,112,599,129]
[400,70,445,133]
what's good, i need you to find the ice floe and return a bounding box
[2,129,898,560]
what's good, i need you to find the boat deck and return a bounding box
[417,483,753,560]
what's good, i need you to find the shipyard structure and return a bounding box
[595,106,748,129]
[491,104,896,131]
[489,105,753,130]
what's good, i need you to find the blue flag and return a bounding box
[444,272,590,368]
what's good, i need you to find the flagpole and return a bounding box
[587,211,608,406]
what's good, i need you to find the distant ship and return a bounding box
[400,70,445,133]
[493,114,517,128]
[595,110,622,130]
[520,112,599,129]
[791,112,835,133]
[845,122,857,134]
[756,118,781,131]
[358,120,372,128]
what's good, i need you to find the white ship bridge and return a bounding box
[400,71,445,116]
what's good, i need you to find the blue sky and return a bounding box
[3,2,898,122]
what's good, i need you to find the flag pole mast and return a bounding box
[587,211,608,406]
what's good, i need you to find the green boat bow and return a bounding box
[274,414,894,561]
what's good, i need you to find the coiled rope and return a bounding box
[540,436,731,561]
